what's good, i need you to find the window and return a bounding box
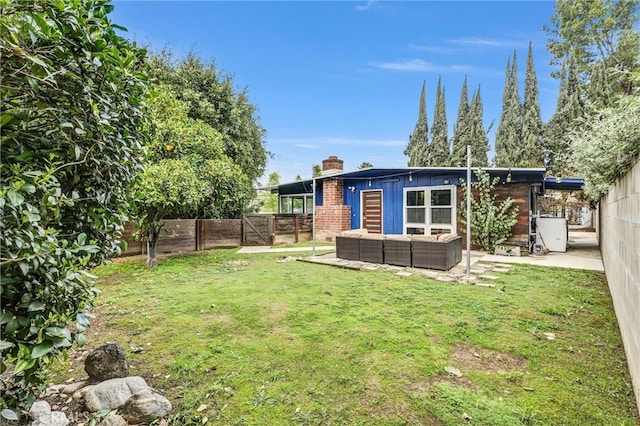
[404,186,456,235]
[279,194,314,214]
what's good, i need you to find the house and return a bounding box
[274,156,583,251]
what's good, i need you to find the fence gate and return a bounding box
[242,214,274,246]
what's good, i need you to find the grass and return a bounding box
[53,249,639,425]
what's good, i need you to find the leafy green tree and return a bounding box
[358,162,374,169]
[261,172,281,212]
[0,0,148,412]
[430,76,450,165]
[132,85,253,266]
[544,0,639,92]
[495,52,522,167]
[521,42,545,167]
[570,73,640,201]
[458,170,519,252]
[544,54,585,174]
[147,50,268,183]
[131,160,206,267]
[450,77,470,166]
[295,175,303,181]
[312,164,322,177]
[404,81,429,166]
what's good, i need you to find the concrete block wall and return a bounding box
[598,155,640,412]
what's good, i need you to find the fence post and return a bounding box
[294,214,299,243]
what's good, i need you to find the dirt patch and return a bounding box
[450,342,528,373]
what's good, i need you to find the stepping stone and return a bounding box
[474,282,496,288]
[396,271,413,277]
[470,268,487,274]
[492,267,511,273]
[361,264,380,271]
[436,276,455,282]
[480,274,500,280]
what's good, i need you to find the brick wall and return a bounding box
[315,205,351,242]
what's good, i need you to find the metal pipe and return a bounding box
[466,145,471,278]
[312,176,316,256]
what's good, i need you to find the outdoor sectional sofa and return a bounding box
[335,230,462,271]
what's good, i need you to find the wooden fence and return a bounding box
[120,214,313,256]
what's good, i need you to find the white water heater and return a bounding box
[536,217,568,252]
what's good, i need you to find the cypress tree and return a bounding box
[450,77,470,166]
[544,54,585,174]
[404,81,429,166]
[587,60,612,111]
[521,42,544,167]
[495,51,522,166]
[466,86,490,167]
[430,76,450,166]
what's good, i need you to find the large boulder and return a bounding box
[84,343,129,381]
[84,376,148,412]
[121,388,172,424]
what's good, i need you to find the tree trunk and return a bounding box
[146,228,159,267]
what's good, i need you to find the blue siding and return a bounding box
[343,172,462,234]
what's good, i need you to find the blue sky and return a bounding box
[111,1,560,184]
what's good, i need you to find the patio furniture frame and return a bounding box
[411,236,462,270]
[359,234,384,263]
[383,235,412,267]
[335,235,361,261]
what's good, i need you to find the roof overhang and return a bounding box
[543,177,585,191]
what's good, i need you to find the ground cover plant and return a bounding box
[52,250,638,425]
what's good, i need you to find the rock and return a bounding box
[32,411,69,426]
[84,376,148,412]
[99,414,128,426]
[85,343,129,381]
[73,384,95,400]
[121,388,172,424]
[62,380,88,395]
[29,400,51,420]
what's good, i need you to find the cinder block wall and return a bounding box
[598,155,640,412]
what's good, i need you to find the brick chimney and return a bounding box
[316,156,350,241]
[321,155,344,176]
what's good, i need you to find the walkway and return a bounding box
[237,232,603,284]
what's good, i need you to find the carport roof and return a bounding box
[543,177,585,191]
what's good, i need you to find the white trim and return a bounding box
[402,185,457,235]
[361,189,384,234]
[279,193,314,214]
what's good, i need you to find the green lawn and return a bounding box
[57,249,639,425]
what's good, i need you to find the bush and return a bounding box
[458,170,519,252]
[0,0,148,413]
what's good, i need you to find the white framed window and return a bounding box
[279,194,314,214]
[403,185,456,235]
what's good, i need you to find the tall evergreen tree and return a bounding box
[495,51,522,166]
[587,60,613,111]
[521,42,545,167]
[404,81,429,166]
[450,77,470,166]
[544,54,585,174]
[466,86,490,167]
[430,76,450,165]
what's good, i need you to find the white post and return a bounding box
[312,176,316,256]
[466,145,471,278]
